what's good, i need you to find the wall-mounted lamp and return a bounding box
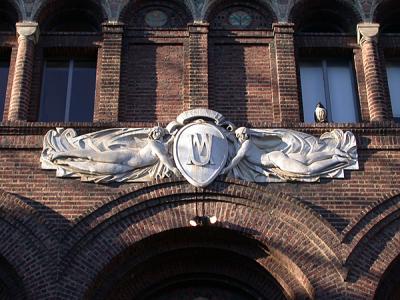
[189,215,217,227]
[189,188,217,226]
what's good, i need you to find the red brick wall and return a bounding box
[209,42,273,124]
[120,42,184,123]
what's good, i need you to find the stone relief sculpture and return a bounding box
[41,127,179,183]
[41,109,359,187]
[222,127,358,183]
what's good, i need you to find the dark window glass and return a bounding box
[69,61,96,122]
[39,59,96,122]
[386,62,400,121]
[39,61,69,122]
[0,60,10,121]
[299,59,359,123]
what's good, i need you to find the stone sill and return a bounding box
[0,121,399,136]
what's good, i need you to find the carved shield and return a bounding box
[173,122,228,188]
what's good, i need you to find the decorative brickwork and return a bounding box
[185,22,209,109]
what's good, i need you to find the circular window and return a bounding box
[145,10,168,27]
[228,11,252,28]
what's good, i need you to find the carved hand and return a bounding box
[171,167,181,177]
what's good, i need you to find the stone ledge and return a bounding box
[1,122,400,150]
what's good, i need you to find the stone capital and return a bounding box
[101,21,124,34]
[357,23,379,45]
[188,21,209,34]
[16,22,39,44]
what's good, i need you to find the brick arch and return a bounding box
[0,0,22,30]
[374,254,400,300]
[119,0,193,27]
[55,179,346,298]
[342,190,400,247]
[85,227,300,299]
[0,189,56,298]
[288,0,362,33]
[343,193,400,298]
[0,256,26,300]
[204,0,278,27]
[31,0,106,31]
[372,0,400,32]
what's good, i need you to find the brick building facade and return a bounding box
[0,0,399,299]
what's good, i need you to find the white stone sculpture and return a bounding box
[222,127,358,183]
[41,127,179,183]
[41,109,359,187]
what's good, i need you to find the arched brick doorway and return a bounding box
[86,227,288,299]
[374,255,400,300]
[59,180,344,298]
[0,256,26,300]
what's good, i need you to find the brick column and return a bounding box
[94,21,124,122]
[357,23,389,121]
[8,22,39,121]
[273,23,300,123]
[186,22,209,110]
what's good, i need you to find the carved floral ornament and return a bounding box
[41,109,359,188]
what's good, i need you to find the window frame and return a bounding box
[39,57,97,122]
[385,59,400,122]
[0,48,11,122]
[299,57,360,123]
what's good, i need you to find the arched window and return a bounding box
[291,0,361,123]
[375,0,400,121]
[0,1,18,32]
[39,0,102,32]
[290,0,359,33]
[375,0,400,34]
[36,0,102,122]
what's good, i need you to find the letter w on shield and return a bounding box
[187,133,214,166]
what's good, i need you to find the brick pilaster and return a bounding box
[94,21,124,122]
[8,22,39,121]
[185,22,209,110]
[273,23,300,123]
[357,23,390,121]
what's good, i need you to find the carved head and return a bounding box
[149,126,166,140]
[235,127,249,143]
